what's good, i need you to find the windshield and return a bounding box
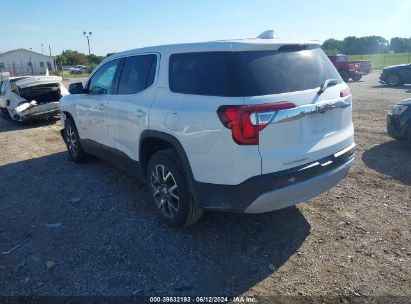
[169,48,342,97]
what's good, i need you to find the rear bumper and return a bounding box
[245,157,353,213]
[20,109,60,121]
[11,102,60,121]
[194,144,355,212]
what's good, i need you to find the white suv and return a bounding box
[60,33,355,227]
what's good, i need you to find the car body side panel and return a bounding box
[106,89,157,161]
[67,93,109,146]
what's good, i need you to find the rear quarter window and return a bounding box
[169,52,233,96]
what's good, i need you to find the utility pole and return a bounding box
[83,31,92,55]
[49,45,56,73]
[41,43,44,54]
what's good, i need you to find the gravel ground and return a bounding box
[0,73,410,300]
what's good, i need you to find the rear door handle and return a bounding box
[97,103,105,110]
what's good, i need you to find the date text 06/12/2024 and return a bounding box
[149,296,257,303]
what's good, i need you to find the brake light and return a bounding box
[217,102,296,145]
[340,88,351,97]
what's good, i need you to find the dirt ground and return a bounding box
[0,72,410,300]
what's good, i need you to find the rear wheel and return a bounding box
[64,118,88,163]
[339,70,350,82]
[386,74,401,86]
[352,74,362,81]
[147,149,204,227]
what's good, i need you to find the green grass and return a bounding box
[61,72,90,78]
[348,52,411,70]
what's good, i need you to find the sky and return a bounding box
[1,0,410,56]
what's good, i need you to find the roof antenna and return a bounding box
[257,30,275,39]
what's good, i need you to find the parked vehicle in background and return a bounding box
[0,72,11,81]
[379,64,411,86]
[60,32,355,227]
[0,76,69,122]
[328,54,372,82]
[69,65,88,74]
[386,98,411,145]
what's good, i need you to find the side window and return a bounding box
[88,59,119,95]
[169,52,231,96]
[117,54,156,95]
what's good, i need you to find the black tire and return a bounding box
[352,74,362,81]
[64,118,88,163]
[339,70,350,82]
[0,108,12,120]
[147,149,204,227]
[386,74,401,87]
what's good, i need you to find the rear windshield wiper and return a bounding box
[318,79,339,95]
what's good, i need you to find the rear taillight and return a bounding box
[217,102,296,145]
[340,88,351,97]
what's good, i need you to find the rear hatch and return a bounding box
[231,47,354,174]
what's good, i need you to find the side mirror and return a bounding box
[69,82,84,94]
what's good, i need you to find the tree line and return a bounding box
[56,35,411,64]
[56,50,115,67]
[322,36,411,55]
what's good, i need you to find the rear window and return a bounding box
[169,48,341,97]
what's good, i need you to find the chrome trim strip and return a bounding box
[271,97,352,124]
[298,161,320,171]
[250,111,278,126]
[333,143,356,158]
[320,160,333,167]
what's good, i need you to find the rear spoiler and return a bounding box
[278,44,318,51]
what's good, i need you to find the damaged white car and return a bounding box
[0,76,69,122]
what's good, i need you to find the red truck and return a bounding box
[328,54,373,82]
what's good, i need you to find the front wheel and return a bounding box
[386,74,401,86]
[147,149,204,227]
[64,118,88,163]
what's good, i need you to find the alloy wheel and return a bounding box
[387,74,399,86]
[150,164,180,218]
[65,125,79,158]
